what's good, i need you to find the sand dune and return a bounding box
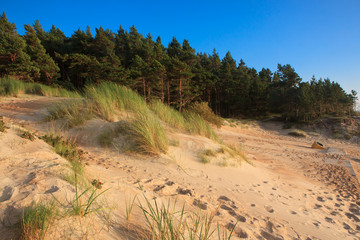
[1,96,360,239]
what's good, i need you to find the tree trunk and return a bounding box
[142,77,146,102]
[179,77,182,112]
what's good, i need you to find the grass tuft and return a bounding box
[21,201,56,240]
[183,111,218,141]
[46,100,92,128]
[129,111,168,155]
[139,196,236,240]
[0,77,79,98]
[41,134,83,176]
[21,131,36,141]
[151,100,185,129]
[188,102,223,128]
[85,82,147,121]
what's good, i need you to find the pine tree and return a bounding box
[0,12,33,79]
[24,24,59,84]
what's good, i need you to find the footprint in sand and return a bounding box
[325,217,335,224]
[0,186,14,202]
[314,204,322,209]
[265,205,274,213]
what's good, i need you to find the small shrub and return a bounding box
[188,102,223,128]
[129,111,168,155]
[21,201,56,240]
[21,131,36,141]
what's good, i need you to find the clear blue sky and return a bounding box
[2,0,360,99]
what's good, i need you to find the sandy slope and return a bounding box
[0,96,360,240]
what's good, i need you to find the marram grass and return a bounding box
[85,82,147,121]
[129,110,168,155]
[0,77,80,98]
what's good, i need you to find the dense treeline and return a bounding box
[0,12,357,121]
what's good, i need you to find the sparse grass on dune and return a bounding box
[183,111,218,141]
[41,134,84,176]
[0,77,80,98]
[151,100,186,129]
[85,82,147,121]
[188,102,223,128]
[139,196,236,240]
[129,111,168,155]
[46,100,92,128]
[21,201,56,240]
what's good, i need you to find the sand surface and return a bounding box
[1,96,360,240]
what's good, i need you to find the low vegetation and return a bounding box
[0,119,8,132]
[41,134,83,176]
[46,100,92,128]
[21,131,36,141]
[183,111,218,141]
[21,201,56,240]
[85,82,147,121]
[130,111,168,155]
[139,196,236,240]
[198,145,249,166]
[151,100,185,129]
[0,77,79,98]
[188,102,223,128]
[288,129,307,137]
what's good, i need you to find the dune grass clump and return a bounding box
[0,77,25,97]
[183,111,218,141]
[21,201,56,240]
[0,77,79,98]
[151,100,186,129]
[129,111,168,155]
[218,144,250,165]
[188,102,223,128]
[85,82,147,121]
[21,131,36,141]
[198,149,217,164]
[139,196,236,240]
[46,100,92,128]
[41,134,83,176]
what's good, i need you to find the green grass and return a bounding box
[0,77,80,98]
[198,149,217,164]
[188,102,223,128]
[21,131,36,141]
[139,196,236,240]
[151,100,186,129]
[129,111,168,155]
[46,100,92,128]
[183,111,218,141]
[41,134,83,176]
[21,201,56,240]
[85,82,147,121]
